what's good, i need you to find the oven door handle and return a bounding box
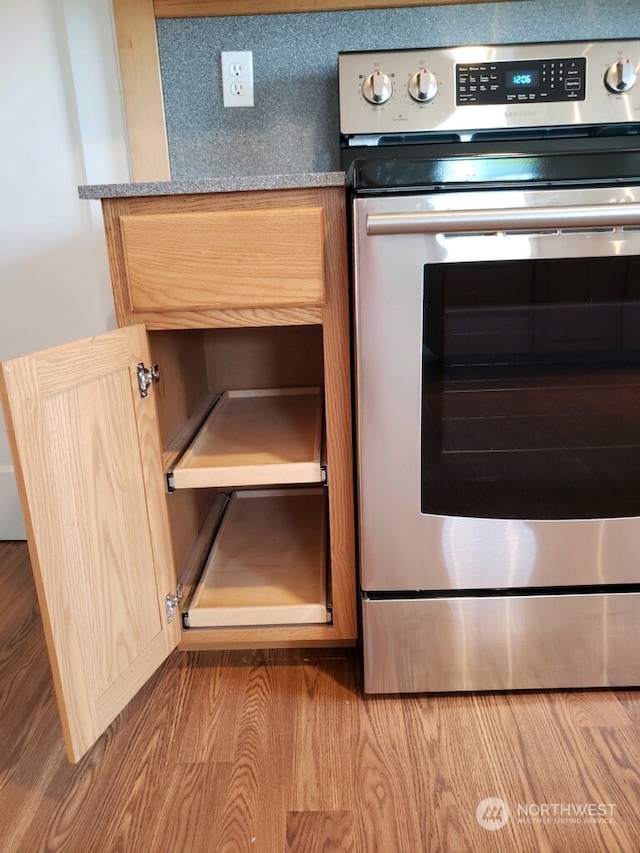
[366,203,640,234]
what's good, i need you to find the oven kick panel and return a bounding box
[339,39,640,139]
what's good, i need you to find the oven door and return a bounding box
[354,183,640,592]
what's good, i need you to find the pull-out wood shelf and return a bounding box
[171,387,323,489]
[185,488,328,628]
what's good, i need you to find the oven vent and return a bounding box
[558,227,616,234]
[377,133,460,146]
[502,229,559,237]
[470,126,591,143]
[471,124,640,144]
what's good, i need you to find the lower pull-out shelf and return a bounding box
[184,488,329,628]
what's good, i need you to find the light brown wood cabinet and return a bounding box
[1,185,356,762]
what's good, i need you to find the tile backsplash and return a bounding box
[157,0,640,179]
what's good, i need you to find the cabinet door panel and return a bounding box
[0,325,179,762]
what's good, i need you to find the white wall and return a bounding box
[0,0,129,538]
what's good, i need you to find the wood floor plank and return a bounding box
[562,690,636,728]
[352,693,446,853]
[285,810,355,853]
[31,655,181,851]
[3,540,640,852]
[164,649,253,763]
[0,549,70,853]
[291,652,358,811]
[406,692,528,852]
[499,691,638,852]
[614,689,640,726]
[146,761,234,853]
[576,725,640,841]
[214,655,297,852]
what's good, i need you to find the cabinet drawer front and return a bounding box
[119,207,326,311]
[363,592,640,694]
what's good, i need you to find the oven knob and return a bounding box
[362,70,393,105]
[604,58,638,93]
[408,68,439,103]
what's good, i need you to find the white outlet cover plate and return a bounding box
[221,50,254,107]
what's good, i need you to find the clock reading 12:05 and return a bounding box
[508,70,539,88]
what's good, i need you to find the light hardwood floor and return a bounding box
[1,539,639,852]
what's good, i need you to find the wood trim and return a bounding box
[134,307,324,330]
[317,186,357,642]
[153,0,504,17]
[112,0,171,181]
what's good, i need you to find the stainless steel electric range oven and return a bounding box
[339,40,640,694]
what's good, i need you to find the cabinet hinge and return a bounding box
[165,584,183,624]
[137,362,160,398]
[321,463,328,484]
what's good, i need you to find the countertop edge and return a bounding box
[78,172,346,199]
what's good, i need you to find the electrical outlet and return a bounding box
[221,50,254,108]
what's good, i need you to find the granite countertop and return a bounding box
[78,171,346,200]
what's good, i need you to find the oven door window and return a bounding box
[422,256,640,519]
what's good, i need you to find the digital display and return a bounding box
[507,69,539,88]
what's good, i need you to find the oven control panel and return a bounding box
[456,57,586,105]
[339,40,640,138]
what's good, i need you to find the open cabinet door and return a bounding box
[0,325,180,762]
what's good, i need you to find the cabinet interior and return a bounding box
[147,325,328,632]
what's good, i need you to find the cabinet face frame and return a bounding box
[111,0,510,181]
